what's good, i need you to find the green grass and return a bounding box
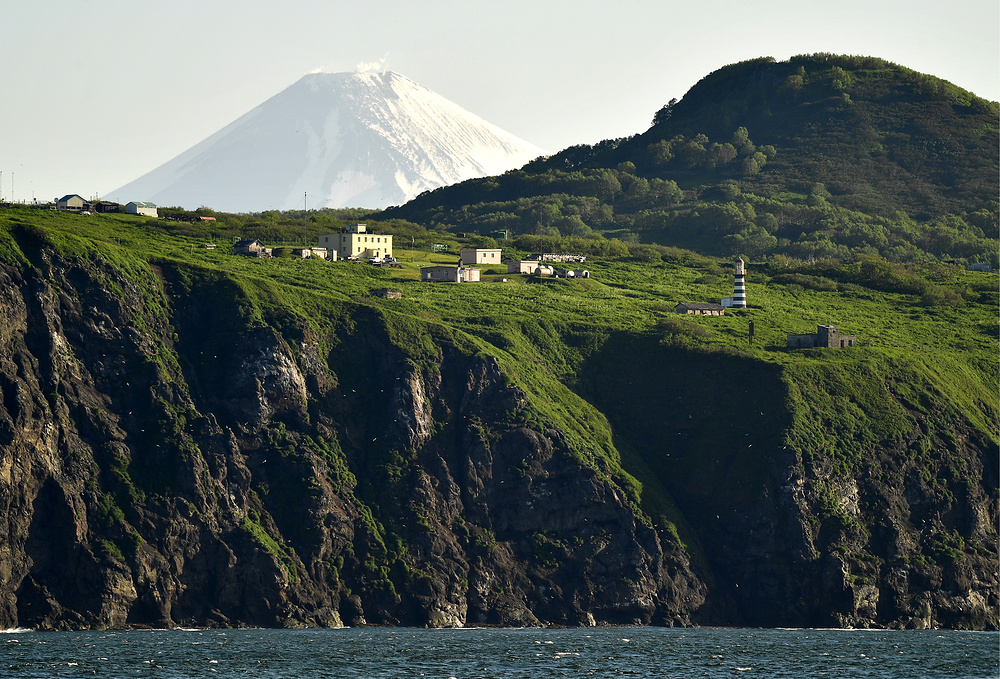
[2,207,996,567]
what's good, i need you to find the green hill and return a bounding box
[383,55,998,265]
[0,207,995,629]
[0,53,996,633]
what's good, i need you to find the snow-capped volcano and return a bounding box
[109,71,545,211]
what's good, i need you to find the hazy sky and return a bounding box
[3,0,997,205]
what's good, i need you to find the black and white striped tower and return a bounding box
[732,257,747,308]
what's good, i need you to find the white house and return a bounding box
[56,194,87,213]
[125,201,158,217]
[459,248,502,266]
[421,265,481,283]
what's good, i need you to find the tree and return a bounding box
[556,215,593,238]
[649,178,683,205]
[681,139,707,169]
[732,127,755,155]
[719,181,741,200]
[783,74,804,91]
[622,177,650,206]
[756,212,779,233]
[723,226,777,258]
[707,143,738,168]
[652,98,678,126]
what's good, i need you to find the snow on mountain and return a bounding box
[109,71,546,212]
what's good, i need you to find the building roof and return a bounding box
[126,201,157,207]
[58,194,84,202]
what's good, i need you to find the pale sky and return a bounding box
[2,0,997,205]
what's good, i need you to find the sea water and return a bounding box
[0,627,996,678]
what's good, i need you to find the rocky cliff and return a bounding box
[0,247,703,629]
[579,333,999,629]
[0,241,995,630]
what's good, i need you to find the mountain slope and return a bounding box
[384,55,998,263]
[607,54,999,217]
[109,71,545,212]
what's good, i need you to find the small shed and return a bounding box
[787,324,856,348]
[125,201,158,217]
[676,302,726,316]
[459,248,502,266]
[234,239,271,258]
[291,247,328,259]
[421,265,480,283]
[93,201,120,214]
[508,260,554,276]
[57,194,88,213]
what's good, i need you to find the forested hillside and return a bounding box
[383,55,998,265]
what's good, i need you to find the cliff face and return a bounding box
[0,246,995,630]
[578,334,999,630]
[0,251,704,629]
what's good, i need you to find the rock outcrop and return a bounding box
[578,334,999,630]
[0,245,994,630]
[0,251,704,629]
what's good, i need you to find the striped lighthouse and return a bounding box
[732,257,747,308]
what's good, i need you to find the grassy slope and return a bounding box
[2,208,996,556]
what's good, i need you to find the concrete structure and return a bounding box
[291,247,328,259]
[459,248,502,266]
[421,265,481,283]
[787,325,857,348]
[125,201,158,217]
[372,288,402,299]
[676,302,725,316]
[507,260,554,276]
[56,194,88,213]
[234,239,272,258]
[318,224,392,260]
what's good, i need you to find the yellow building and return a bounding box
[318,224,393,260]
